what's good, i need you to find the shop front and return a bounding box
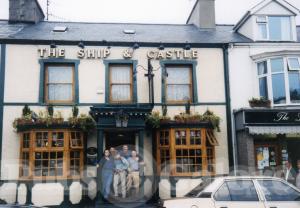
[234,108,300,175]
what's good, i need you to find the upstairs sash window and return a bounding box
[109,64,133,103]
[165,65,193,103]
[45,65,74,104]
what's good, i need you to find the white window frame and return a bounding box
[287,57,300,71]
[255,15,293,41]
[256,56,300,106]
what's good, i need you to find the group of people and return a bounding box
[263,159,300,189]
[98,145,145,200]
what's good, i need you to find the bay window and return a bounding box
[257,57,300,105]
[156,128,217,176]
[19,130,84,179]
[256,16,292,41]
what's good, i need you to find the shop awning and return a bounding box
[247,126,300,135]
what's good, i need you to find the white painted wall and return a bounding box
[2,44,228,201]
[256,1,294,15]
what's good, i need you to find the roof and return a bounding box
[233,0,300,31]
[0,20,251,46]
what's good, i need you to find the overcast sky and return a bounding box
[0,0,300,24]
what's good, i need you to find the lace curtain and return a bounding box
[47,66,73,101]
[166,67,191,101]
[110,65,131,101]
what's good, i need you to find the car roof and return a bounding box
[203,176,282,193]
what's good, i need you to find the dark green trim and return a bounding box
[38,58,80,104]
[3,102,226,106]
[103,59,138,104]
[96,129,104,203]
[160,60,198,104]
[138,130,144,197]
[0,39,226,48]
[222,45,234,168]
[0,44,6,178]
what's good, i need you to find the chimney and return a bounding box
[187,0,216,29]
[9,0,45,23]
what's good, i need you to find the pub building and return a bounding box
[0,0,244,206]
[229,0,300,175]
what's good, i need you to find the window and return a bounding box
[157,128,217,176]
[257,16,292,41]
[257,57,300,105]
[258,180,300,201]
[214,180,259,202]
[45,64,74,104]
[19,130,84,179]
[109,64,133,103]
[165,65,193,103]
[257,61,268,99]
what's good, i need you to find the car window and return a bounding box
[226,180,259,201]
[214,183,231,201]
[214,180,259,202]
[258,180,300,201]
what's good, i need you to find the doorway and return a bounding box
[105,131,137,152]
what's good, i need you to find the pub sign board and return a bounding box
[244,110,300,125]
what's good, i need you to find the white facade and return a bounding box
[0,44,229,205]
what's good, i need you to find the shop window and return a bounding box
[157,128,217,176]
[19,130,84,179]
[256,57,300,105]
[45,64,75,104]
[256,16,292,41]
[109,64,133,103]
[165,65,193,103]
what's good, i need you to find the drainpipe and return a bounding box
[222,44,237,174]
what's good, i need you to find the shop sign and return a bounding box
[37,48,198,60]
[245,110,300,125]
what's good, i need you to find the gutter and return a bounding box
[222,44,235,170]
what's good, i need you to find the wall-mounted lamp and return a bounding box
[50,42,57,48]
[158,43,165,50]
[78,41,85,49]
[133,43,139,50]
[184,42,191,50]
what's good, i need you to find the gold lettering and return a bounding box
[166,51,173,59]
[58,49,65,57]
[77,49,85,58]
[147,51,155,59]
[192,50,198,59]
[87,49,95,58]
[103,49,110,58]
[157,51,164,59]
[174,50,182,59]
[38,48,46,57]
[183,50,189,59]
[96,49,102,58]
[49,48,56,57]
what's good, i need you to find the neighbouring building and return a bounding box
[0,0,243,206]
[229,0,300,175]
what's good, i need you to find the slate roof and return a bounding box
[0,20,252,45]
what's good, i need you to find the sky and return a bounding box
[0,0,300,25]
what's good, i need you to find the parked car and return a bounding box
[159,176,300,208]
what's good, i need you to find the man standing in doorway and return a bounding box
[120,145,131,159]
[127,150,145,197]
[113,153,129,198]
